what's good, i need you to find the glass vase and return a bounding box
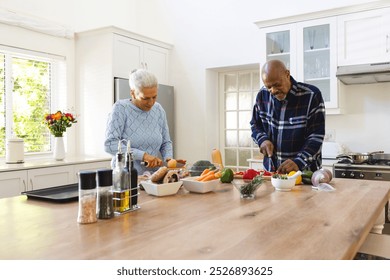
[53,136,65,161]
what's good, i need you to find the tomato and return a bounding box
[242,169,260,180]
[259,170,273,176]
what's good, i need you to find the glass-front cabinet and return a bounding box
[264,24,296,77]
[266,30,291,70]
[260,18,339,112]
[297,18,337,110]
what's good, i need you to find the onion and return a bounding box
[311,169,335,191]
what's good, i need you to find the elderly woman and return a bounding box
[104,69,173,174]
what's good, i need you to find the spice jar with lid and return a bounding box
[97,169,114,219]
[77,171,97,224]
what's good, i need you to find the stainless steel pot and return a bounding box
[351,151,384,164]
[337,151,384,164]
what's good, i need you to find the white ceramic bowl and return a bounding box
[141,180,182,196]
[181,177,219,193]
[271,177,296,192]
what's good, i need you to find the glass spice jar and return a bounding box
[77,171,97,224]
[96,169,114,219]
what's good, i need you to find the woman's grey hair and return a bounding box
[129,69,158,94]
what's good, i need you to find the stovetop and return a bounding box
[334,162,390,170]
[333,161,390,181]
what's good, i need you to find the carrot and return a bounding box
[196,170,215,181]
[200,173,217,182]
[200,168,211,176]
[214,171,222,179]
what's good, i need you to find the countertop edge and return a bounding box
[0,156,111,172]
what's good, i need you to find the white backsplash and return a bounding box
[326,82,390,154]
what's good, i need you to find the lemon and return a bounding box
[167,159,177,168]
[288,171,302,185]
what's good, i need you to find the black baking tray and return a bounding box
[22,183,79,202]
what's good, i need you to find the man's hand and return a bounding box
[260,140,274,157]
[277,159,299,174]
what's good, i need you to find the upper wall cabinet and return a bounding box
[338,7,390,66]
[263,23,297,74]
[260,17,338,112]
[113,34,170,84]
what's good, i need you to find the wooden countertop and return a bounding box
[0,178,389,260]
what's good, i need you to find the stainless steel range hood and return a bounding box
[336,62,390,85]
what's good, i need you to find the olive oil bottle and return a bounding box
[123,141,133,209]
[112,142,130,214]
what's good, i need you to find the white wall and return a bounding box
[1,0,385,163]
[327,82,390,153]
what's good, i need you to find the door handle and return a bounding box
[30,179,33,190]
[22,180,26,192]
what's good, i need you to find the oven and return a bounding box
[333,153,390,226]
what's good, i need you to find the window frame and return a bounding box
[218,68,262,171]
[0,44,66,158]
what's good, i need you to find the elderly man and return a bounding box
[250,60,326,174]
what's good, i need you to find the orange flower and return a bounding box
[53,111,62,120]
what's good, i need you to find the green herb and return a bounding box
[271,174,288,180]
[240,175,264,196]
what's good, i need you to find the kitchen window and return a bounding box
[0,46,66,158]
[219,69,261,171]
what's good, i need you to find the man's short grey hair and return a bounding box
[129,69,158,93]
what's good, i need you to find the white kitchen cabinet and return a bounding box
[0,159,111,198]
[27,166,74,191]
[76,26,172,157]
[113,34,170,84]
[0,171,28,198]
[261,23,297,75]
[259,17,339,113]
[338,7,390,66]
[0,166,73,197]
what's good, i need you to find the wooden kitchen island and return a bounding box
[0,178,389,260]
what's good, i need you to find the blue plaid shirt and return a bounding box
[250,76,325,172]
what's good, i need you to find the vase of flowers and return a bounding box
[43,110,77,161]
[53,136,66,160]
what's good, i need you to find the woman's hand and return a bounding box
[143,153,163,168]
